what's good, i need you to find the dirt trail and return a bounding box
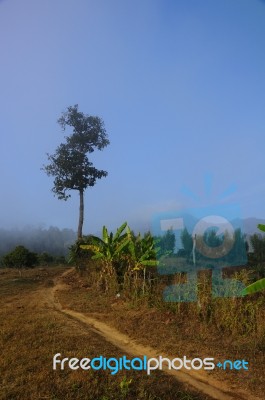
[38,268,262,400]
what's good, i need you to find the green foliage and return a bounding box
[250,233,265,262]
[203,229,222,247]
[244,224,265,295]
[68,235,95,263]
[226,228,247,264]
[81,222,129,266]
[249,226,265,272]
[154,229,175,258]
[43,104,109,200]
[179,227,246,265]
[119,377,132,398]
[180,227,193,256]
[126,228,158,271]
[81,224,158,272]
[80,222,129,290]
[80,223,159,293]
[251,262,265,279]
[242,278,265,295]
[257,223,265,232]
[43,104,109,237]
[38,252,54,265]
[3,246,38,268]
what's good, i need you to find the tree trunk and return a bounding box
[78,189,84,239]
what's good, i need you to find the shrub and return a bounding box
[2,245,38,268]
[38,252,54,265]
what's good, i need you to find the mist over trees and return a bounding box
[0,226,75,257]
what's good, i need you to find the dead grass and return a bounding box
[0,266,209,400]
[57,268,265,399]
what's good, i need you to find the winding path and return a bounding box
[38,268,261,400]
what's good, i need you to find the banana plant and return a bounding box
[243,224,265,295]
[80,222,130,288]
[126,227,158,294]
[126,227,158,271]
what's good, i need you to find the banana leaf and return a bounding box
[102,226,109,244]
[91,252,105,260]
[80,244,101,253]
[113,238,131,256]
[113,221,127,241]
[258,224,265,233]
[242,278,265,295]
[141,259,159,267]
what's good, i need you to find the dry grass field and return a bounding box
[0,266,212,400]
[57,267,265,400]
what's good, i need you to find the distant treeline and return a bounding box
[0,226,76,257]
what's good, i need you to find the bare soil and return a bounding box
[1,266,263,400]
[52,268,263,400]
[0,267,210,400]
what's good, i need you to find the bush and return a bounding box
[2,245,38,268]
[54,255,66,264]
[38,252,54,265]
[68,235,95,270]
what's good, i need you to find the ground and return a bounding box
[0,266,264,400]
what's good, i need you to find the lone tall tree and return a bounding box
[43,105,109,238]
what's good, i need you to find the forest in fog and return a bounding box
[0,226,76,257]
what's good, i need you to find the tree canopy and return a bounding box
[43,105,110,237]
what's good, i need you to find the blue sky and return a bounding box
[0,0,265,234]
